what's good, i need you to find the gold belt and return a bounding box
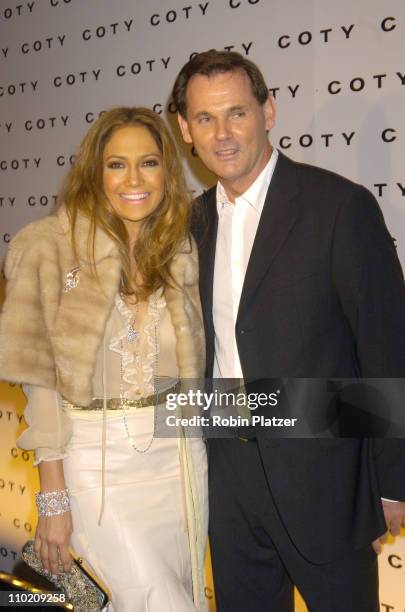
[63,382,180,411]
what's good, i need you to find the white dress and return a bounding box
[19,292,208,612]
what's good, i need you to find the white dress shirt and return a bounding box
[213,148,279,379]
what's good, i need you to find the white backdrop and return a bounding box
[0,1,404,609]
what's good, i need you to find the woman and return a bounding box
[0,107,208,611]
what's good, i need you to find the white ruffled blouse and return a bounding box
[18,291,179,464]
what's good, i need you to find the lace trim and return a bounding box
[33,451,68,467]
[110,293,165,398]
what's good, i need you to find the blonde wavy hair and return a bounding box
[58,107,191,301]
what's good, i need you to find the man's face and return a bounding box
[178,69,275,200]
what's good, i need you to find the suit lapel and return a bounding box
[195,188,218,326]
[238,153,300,315]
[192,188,218,373]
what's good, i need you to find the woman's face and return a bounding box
[102,125,165,243]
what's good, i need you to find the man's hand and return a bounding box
[372,500,405,554]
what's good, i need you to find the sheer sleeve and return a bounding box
[17,385,73,465]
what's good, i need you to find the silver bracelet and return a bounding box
[35,488,70,517]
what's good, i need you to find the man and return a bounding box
[172,51,405,611]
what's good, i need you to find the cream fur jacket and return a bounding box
[0,207,205,405]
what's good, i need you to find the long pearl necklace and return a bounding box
[119,293,159,453]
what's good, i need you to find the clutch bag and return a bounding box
[22,540,110,612]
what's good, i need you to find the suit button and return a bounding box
[240,329,245,335]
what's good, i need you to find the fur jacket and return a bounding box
[0,207,205,405]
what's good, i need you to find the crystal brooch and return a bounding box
[64,266,81,293]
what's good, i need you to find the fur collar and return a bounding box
[56,206,118,263]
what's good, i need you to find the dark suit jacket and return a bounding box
[193,151,405,563]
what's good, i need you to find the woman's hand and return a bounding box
[36,459,73,576]
[34,511,73,575]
